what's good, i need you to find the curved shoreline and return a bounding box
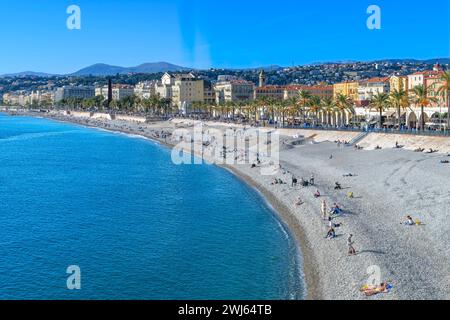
[6,112,312,299]
[223,164,320,300]
[10,112,449,300]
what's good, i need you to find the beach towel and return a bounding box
[360,283,393,296]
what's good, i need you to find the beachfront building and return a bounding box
[134,81,156,99]
[25,90,54,106]
[95,84,134,101]
[390,75,408,93]
[2,92,20,106]
[54,85,95,102]
[333,81,359,101]
[254,85,285,101]
[406,63,446,129]
[203,81,216,105]
[358,77,390,106]
[283,85,333,100]
[283,85,304,100]
[304,84,333,99]
[214,80,254,104]
[171,73,204,114]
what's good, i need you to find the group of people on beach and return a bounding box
[288,169,358,256]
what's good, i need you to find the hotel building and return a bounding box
[55,86,95,102]
[333,81,359,101]
[214,80,254,104]
[95,84,134,101]
[170,73,204,112]
[134,81,156,99]
[254,85,285,101]
[358,77,390,105]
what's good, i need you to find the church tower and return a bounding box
[259,70,266,87]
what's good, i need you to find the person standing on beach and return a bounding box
[321,200,327,220]
[310,174,315,186]
[347,234,357,256]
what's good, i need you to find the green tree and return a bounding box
[411,84,437,130]
[389,89,409,130]
[308,96,322,126]
[437,70,450,130]
[369,92,390,128]
[334,94,355,126]
[320,96,336,126]
[297,90,311,123]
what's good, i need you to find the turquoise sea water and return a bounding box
[0,114,304,300]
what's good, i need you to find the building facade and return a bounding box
[171,74,204,112]
[333,81,359,101]
[134,81,156,99]
[55,86,95,102]
[390,75,408,93]
[358,77,390,104]
[254,85,285,101]
[95,85,134,101]
[214,80,254,104]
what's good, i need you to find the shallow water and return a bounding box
[0,114,305,300]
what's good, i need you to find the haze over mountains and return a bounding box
[1,58,449,78]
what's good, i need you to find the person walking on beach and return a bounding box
[309,174,315,186]
[291,175,298,187]
[326,227,336,239]
[321,200,327,220]
[347,234,357,256]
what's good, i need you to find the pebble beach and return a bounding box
[16,111,450,300]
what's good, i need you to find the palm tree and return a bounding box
[285,97,298,126]
[320,96,335,126]
[368,92,390,128]
[264,98,278,124]
[225,101,235,119]
[389,89,409,130]
[276,100,289,128]
[334,94,355,126]
[411,84,437,130]
[246,101,259,123]
[297,90,311,124]
[308,96,322,126]
[437,70,450,130]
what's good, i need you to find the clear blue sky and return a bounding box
[0,0,449,74]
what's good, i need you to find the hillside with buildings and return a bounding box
[1,60,449,131]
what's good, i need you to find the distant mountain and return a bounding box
[1,71,57,78]
[71,63,127,76]
[233,65,283,72]
[128,62,192,74]
[374,58,450,65]
[71,62,191,76]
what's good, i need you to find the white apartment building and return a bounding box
[407,63,443,91]
[172,74,204,112]
[54,86,95,102]
[214,80,254,104]
[358,77,390,103]
[95,85,134,101]
[134,81,156,99]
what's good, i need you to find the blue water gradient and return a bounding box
[0,114,304,300]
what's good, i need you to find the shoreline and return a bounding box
[7,111,314,299]
[6,111,449,300]
[223,164,319,300]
